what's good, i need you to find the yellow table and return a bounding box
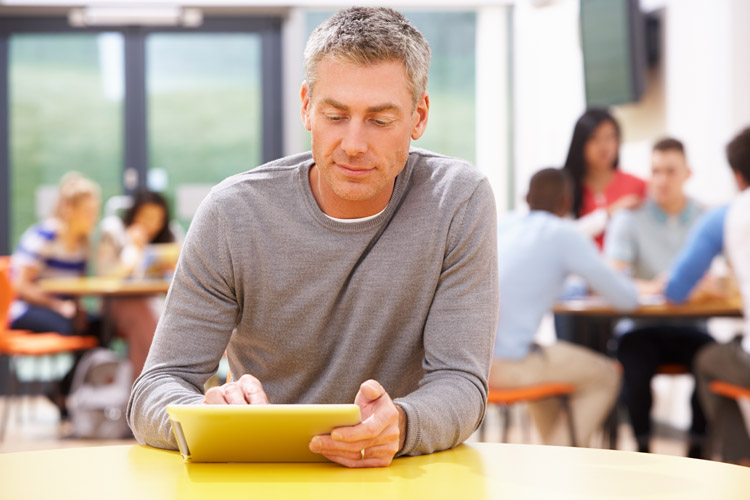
[1,443,749,499]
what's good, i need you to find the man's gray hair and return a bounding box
[304,7,431,107]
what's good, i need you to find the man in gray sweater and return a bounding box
[126,7,499,468]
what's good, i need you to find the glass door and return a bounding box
[0,17,282,255]
[8,32,124,247]
[146,32,264,231]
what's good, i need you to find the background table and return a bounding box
[38,277,171,296]
[554,296,743,319]
[38,276,171,345]
[1,443,748,499]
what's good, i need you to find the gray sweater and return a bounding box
[126,148,499,456]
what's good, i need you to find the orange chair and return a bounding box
[0,257,98,441]
[709,380,750,459]
[483,383,577,446]
[710,380,750,400]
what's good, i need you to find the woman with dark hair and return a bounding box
[97,191,178,377]
[563,108,647,248]
[98,191,176,278]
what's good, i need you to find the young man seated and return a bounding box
[604,138,712,457]
[664,126,750,464]
[490,168,637,447]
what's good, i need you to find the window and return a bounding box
[0,17,282,253]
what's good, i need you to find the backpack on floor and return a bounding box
[67,348,133,439]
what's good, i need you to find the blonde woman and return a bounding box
[10,172,101,417]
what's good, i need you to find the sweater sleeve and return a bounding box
[126,193,239,449]
[562,227,639,311]
[393,179,499,456]
[665,206,727,303]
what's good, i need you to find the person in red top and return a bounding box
[563,108,647,249]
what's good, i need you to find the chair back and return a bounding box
[0,257,14,335]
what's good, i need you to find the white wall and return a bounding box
[476,6,511,211]
[663,0,745,206]
[511,0,750,210]
[511,0,585,210]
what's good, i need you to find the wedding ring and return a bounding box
[360,448,366,460]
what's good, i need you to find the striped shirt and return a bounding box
[10,218,88,321]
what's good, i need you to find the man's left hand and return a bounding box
[308,379,406,468]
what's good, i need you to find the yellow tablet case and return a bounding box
[166,404,362,463]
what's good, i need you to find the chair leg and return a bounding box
[520,403,532,443]
[604,403,619,450]
[560,395,578,447]
[0,357,19,442]
[501,405,511,443]
[479,408,489,442]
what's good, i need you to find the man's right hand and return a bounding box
[203,373,270,405]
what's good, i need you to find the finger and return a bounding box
[332,407,399,443]
[311,423,399,457]
[330,416,398,444]
[320,450,395,469]
[310,436,399,461]
[355,379,386,406]
[203,386,229,404]
[221,383,251,405]
[237,374,270,404]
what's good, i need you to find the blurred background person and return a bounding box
[491,168,637,447]
[664,126,750,464]
[9,171,102,417]
[605,137,712,458]
[556,108,648,345]
[563,108,647,248]
[97,190,177,377]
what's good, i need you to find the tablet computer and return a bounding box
[166,404,361,463]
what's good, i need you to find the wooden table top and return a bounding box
[554,295,743,318]
[38,277,171,296]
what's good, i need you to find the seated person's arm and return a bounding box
[564,228,638,311]
[97,225,149,278]
[390,180,499,457]
[665,206,728,303]
[13,264,76,319]
[126,199,239,450]
[96,232,125,278]
[575,194,642,238]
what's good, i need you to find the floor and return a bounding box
[0,395,688,457]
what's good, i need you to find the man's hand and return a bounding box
[308,379,406,468]
[636,274,667,296]
[607,194,642,215]
[203,374,270,405]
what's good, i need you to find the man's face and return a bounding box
[301,57,429,217]
[649,149,691,206]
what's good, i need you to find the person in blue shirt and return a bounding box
[605,137,712,458]
[665,126,750,464]
[490,168,637,447]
